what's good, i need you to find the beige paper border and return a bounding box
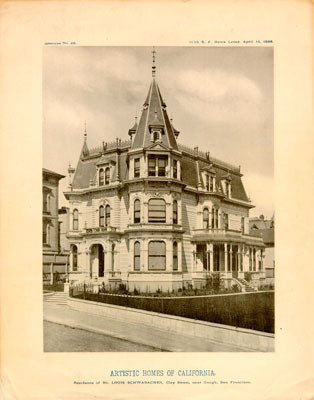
[0,1,313,399]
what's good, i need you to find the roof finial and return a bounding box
[84,121,87,141]
[152,46,156,78]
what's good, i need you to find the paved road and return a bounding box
[44,321,164,352]
[44,301,250,352]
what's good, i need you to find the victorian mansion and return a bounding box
[64,63,265,292]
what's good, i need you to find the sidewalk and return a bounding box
[43,301,252,352]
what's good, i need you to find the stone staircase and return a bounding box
[234,278,257,293]
[44,292,68,305]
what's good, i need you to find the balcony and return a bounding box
[84,226,119,235]
[126,223,183,233]
[192,228,264,245]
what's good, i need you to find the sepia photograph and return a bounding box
[42,46,274,353]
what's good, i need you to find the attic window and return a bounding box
[153,130,161,142]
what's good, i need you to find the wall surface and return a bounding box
[68,297,274,352]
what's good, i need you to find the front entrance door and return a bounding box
[98,245,104,277]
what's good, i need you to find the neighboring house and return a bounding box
[64,69,265,292]
[42,168,67,283]
[250,215,275,285]
[58,206,70,253]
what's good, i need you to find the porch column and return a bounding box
[192,243,197,272]
[229,245,233,272]
[209,243,214,272]
[224,243,228,272]
[50,263,54,284]
[85,250,91,278]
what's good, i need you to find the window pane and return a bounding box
[105,168,110,184]
[173,160,177,178]
[134,242,140,271]
[173,201,178,224]
[73,209,78,230]
[105,205,110,226]
[148,241,166,270]
[173,242,178,270]
[134,158,140,177]
[99,169,104,186]
[158,156,167,177]
[134,200,140,223]
[203,208,209,228]
[148,156,156,176]
[148,199,166,223]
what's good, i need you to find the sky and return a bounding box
[43,46,274,218]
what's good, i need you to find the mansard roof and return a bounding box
[131,79,179,151]
[71,139,249,204]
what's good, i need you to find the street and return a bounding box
[44,321,164,352]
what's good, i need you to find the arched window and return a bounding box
[148,241,166,270]
[134,199,140,223]
[43,190,50,213]
[73,209,79,230]
[205,175,209,191]
[99,168,104,186]
[134,241,140,271]
[99,205,104,227]
[173,200,178,224]
[105,167,110,185]
[148,198,166,223]
[211,207,215,228]
[215,209,219,228]
[43,221,49,244]
[203,208,209,229]
[241,217,245,234]
[105,205,110,226]
[72,245,78,271]
[173,241,178,271]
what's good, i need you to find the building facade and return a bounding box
[250,215,275,285]
[42,168,68,283]
[64,75,265,291]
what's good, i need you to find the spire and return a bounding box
[80,122,89,157]
[152,47,156,77]
[131,79,179,150]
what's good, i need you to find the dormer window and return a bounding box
[210,176,214,191]
[153,130,161,142]
[105,167,110,185]
[205,175,209,191]
[99,168,104,186]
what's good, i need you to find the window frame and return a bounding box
[148,198,166,223]
[148,240,166,271]
[99,205,105,227]
[73,209,79,231]
[173,159,178,179]
[105,204,111,227]
[99,168,104,186]
[173,200,178,225]
[173,241,178,271]
[72,245,78,272]
[203,208,209,229]
[134,199,141,223]
[134,158,140,178]
[134,241,140,271]
[105,167,110,185]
